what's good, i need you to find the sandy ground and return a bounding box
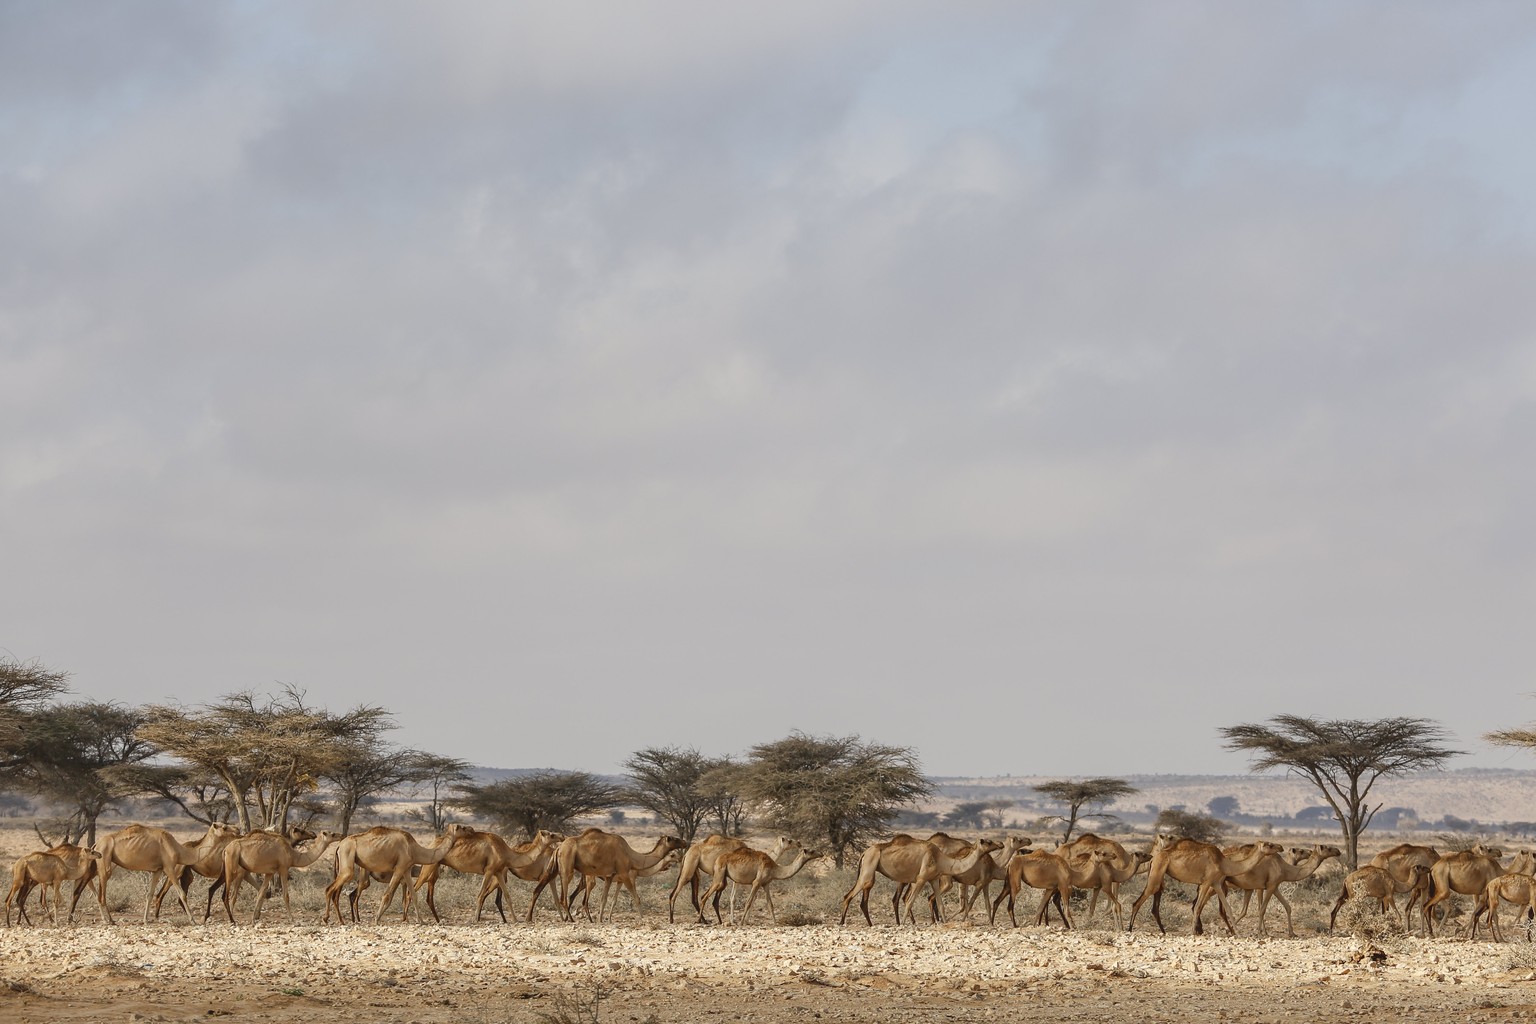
[6,918,1536,1023]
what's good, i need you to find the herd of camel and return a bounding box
[7,821,1536,942]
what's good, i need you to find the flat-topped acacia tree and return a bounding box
[1032,778,1139,842]
[1221,715,1462,868]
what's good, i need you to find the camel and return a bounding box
[1058,834,1144,923]
[222,830,342,924]
[668,834,795,924]
[1074,849,1154,930]
[933,835,1031,920]
[701,841,824,925]
[586,847,687,922]
[839,837,1002,926]
[323,826,460,925]
[95,822,241,925]
[8,844,103,926]
[412,827,560,924]
[1222,843,1342,937]
[149,823,247,922]
[992,847,1116,929]
[1422,847,1536,938]
[1367,843,1440,926]
[554,831,687,922]
[6,848,103,926]
[1127,835,1285,936]
[1481,872,1536,943]
[1329,863,1432,932]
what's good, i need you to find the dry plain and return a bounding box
[4,823,1536,1023]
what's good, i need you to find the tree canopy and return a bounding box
[1221,714,1462,867]
[451,770,623,838]
[1032,777,1138,842]
[623,746,715,843]
[733,732,932,867]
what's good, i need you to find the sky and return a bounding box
[3,1,1534,780]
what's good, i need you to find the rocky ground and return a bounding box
[6,919,1536,1023]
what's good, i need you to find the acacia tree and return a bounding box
[16,701,156,846]
[734,732,932,867]
[403,752,473,832]
[1032,777,1139,842]
[696,756,748,837]
[1221,715,1462,868]
[451,771,623,838]
[133,687,394,832]
[0,656,71,783]
[623,746,714,842]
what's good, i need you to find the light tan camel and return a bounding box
[1367,843,1440,926]
[555,831,687,922]
[150,823,245,922]
[667,834,795,924]
[1222,843,1342,937]
[934,835,1031,919]
[586,847,687,922]
[323,826,460,925]
[1075,849,1154,930]
[992,848,1115,929]
[1330,863,1432,932]
[412,828,559,924]
[701,841,824,925]
[1481,873,1536,943]
[1058,833,1142,922]
[222,830,342,924]
[1127,835,1284,935]
[1422,848,1536,938]
[6,848,103,926]
[9,844,103,925]
[95,822,240,925]
[839,837,1002,926]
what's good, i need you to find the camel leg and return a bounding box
[1128,867,1164,933]
[701,874,727,925]
[373,870,409,924]
[141,870,158,925]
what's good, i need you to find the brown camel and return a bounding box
[934,835,1031,919]
[1058,834,1144,922]
[1329,863,1432,932]
[555,831,687,922]
[1367,843,1440,926]
[1075,849,1154,930]
[839,837,1002,926]
[701,841,824,925]
[668,835,795,924]
[95,822,240,925]
[412,828,559,924]
[6,848,104,926]
[993,847,1116,929]
[9,844,103,925]
[1423,847,1536,938]
[323,826,460,925]
[1481,872,1536,943]
[1127,835,1284,935]
[222,830,342,924]
[149,823,246,922]
[1222,843,1342,937]
[586,847,687,922]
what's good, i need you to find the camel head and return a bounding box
[1471,842,1504,859]
[83,848,104,861]
[1507,849,1536,875]
[1132,851,1153,870]
[661,835,688,856]
[1151,833,1182,853]
[444,823,476,838]
[975,838,1004,856]
[1315,845,1343,863]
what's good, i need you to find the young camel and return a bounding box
[668,835,795,924]
[935,836,1031,920]
[95,822,240,925]
[1367,843,1440,928]
[1329,863,1432,933]
[993,848,1116,929]
[1222,843,1342,937]
[412,828,559,924]
[324,826,460,925]
[149,823,245,922]
[6,848,103,926]
[1481,872,1536,943]
[701,841,824,926]
[222,830,342,924]
[1127,835,1285,936]
[1422,847,1536,938]
[839,837,1002,926]
[1076,850,1154,930]
[1058,834,1144,923]
[555,831,688,922]
[9,844,103,925]
[586,847,686,923]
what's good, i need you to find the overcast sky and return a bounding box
[3,2,1534,779]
